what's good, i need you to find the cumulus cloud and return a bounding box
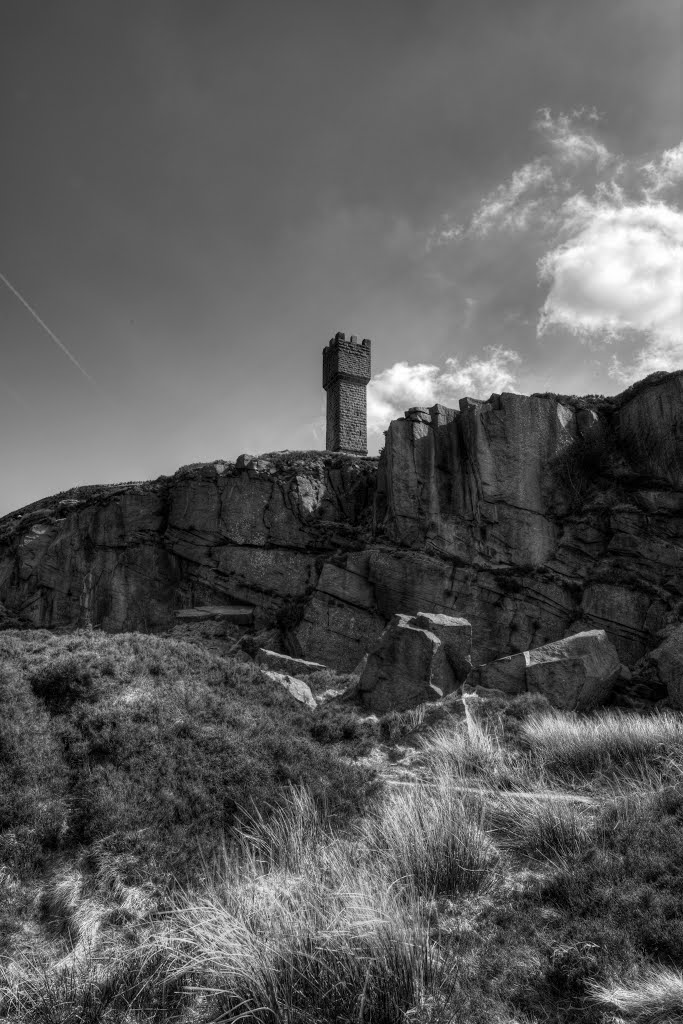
[367,346,520,433]
[539,201,683,342]
[432,111,683,382]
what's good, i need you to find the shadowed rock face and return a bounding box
[0,371,680,674]
[635,624,683,709]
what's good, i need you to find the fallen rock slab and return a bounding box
[525,630,620,711]
[255,649,329,677]
[175,605,254,625]
[259,669,316,709]
[467,629,621,711]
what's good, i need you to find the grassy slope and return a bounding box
[1,631,683,1022]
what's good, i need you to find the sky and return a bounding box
[1,0,681,516]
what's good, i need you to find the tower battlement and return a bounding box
[322,331,371,455]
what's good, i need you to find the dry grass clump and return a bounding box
[590,966,683,1022]
[157,790,444,1023]
[487,793,598,866]
[162,868,433,1023]
[417,706,538,792]
[362,776,499,897]
[522,709,683,785]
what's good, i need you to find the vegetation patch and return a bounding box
[2,632,683,1023]
[0,630,378,884]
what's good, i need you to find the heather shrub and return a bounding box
[0,632,379,881]
[29,655,98,710]
[0,667,68,875]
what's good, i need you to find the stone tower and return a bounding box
[322,332,371,455]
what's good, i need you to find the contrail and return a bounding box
[0,270,96,384]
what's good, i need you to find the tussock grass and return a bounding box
[591,966,683,1022]
[233,785,335,874]
[158,794,441,1024]
[0,943,180,1022]
[418,716,536,792]
[362,775,500,897]
[487,793,598,866]
[523,709,683,784]
[162,868,434,1023]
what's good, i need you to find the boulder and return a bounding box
[467,629,621,711]
[524,630,621,711]
[412,612,472,682]
[259,669,316,709]
[358,612,467,713]
[255,649,329,677]
[641,625,683,708]
[466,651,527,695]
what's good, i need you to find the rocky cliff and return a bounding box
[1,371,681,673]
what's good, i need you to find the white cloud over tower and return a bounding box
[367,346,520,433]
[422,110,683,388]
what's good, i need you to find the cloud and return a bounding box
[431,111,683,384]
[367,346,520,433]
[426,215,464,250]
[539,201,683,344]
[469,159,555,238]
[535,107,610,169]
[641,141,683,198]
[447,109,610,243]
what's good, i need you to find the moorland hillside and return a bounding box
[2,628,683,1021]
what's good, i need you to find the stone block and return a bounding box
[525,629,620,711]
[467,651,527,696]
[642,625,683,708]
[358,610,464,713]
[412,612,472,682]
[175,605,254,625]
[255,649,329,677]
[259,669,316,709]
[405,407,432,424]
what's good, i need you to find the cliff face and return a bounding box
[1,372,681,671]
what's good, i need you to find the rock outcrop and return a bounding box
[0,371,680,692]
[359,612,467,713]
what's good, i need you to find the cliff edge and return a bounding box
[1,370,680,671]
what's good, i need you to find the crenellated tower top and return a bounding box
[322,332,371,455]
